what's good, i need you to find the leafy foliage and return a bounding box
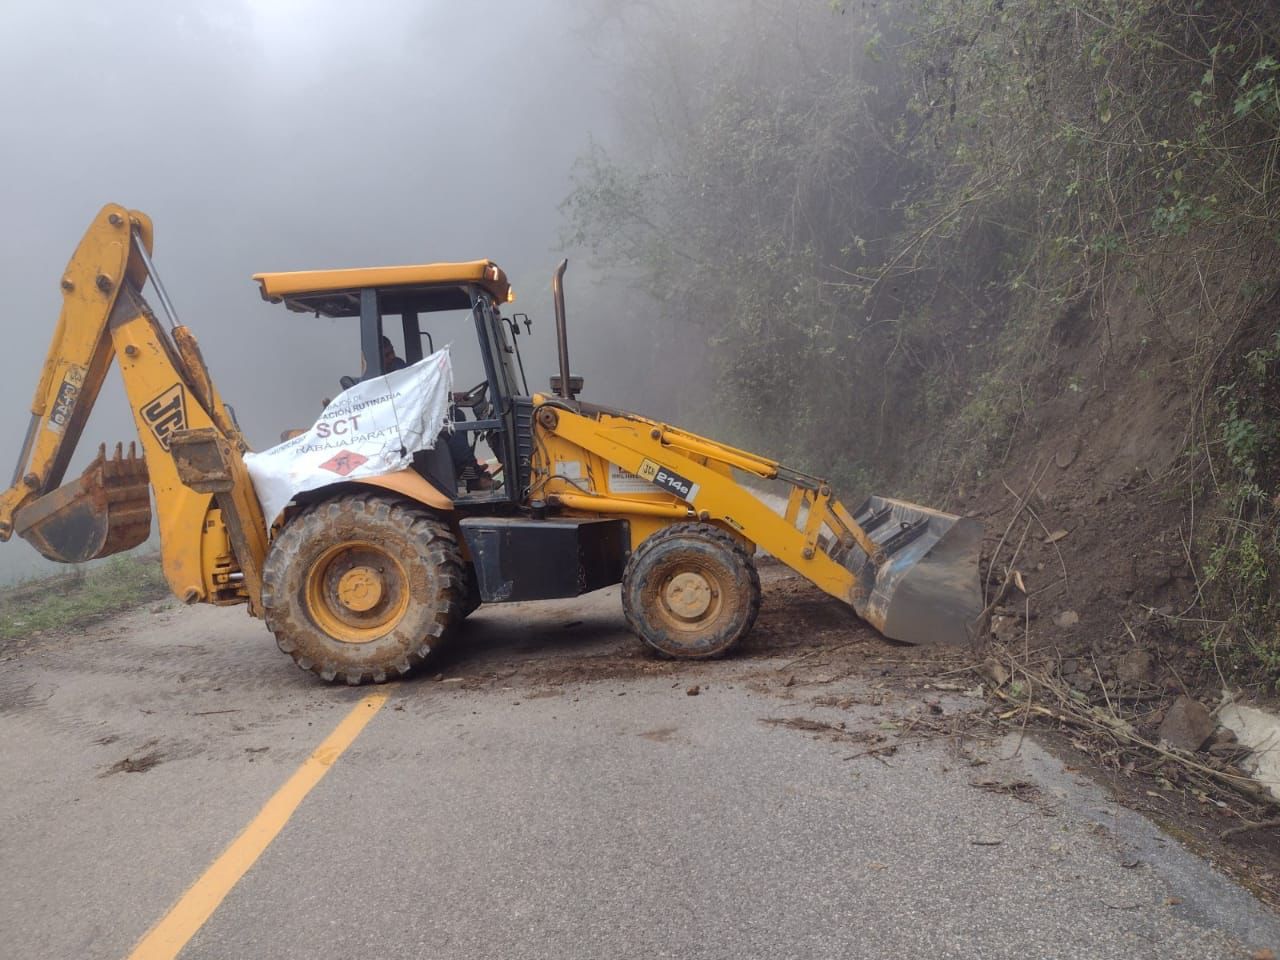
[567,0,1280,679]
[1203,328,1280,683]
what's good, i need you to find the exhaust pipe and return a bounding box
[551,258,574,399]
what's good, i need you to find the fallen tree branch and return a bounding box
[1000,477,1070,594]
[986,460,1046,604]
[1220,817,1280,840]
[988,644,1279,817]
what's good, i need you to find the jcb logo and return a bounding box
[142,385,187,451]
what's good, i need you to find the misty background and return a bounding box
[0,0,664,582]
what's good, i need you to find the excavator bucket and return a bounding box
[839,496,983,646]
[13,443,151,564]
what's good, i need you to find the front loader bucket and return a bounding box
[840,496,983,646]
[13,443,151,564]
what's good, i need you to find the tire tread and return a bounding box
[261,493,463,685]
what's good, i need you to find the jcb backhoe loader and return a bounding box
[0,205,983,684]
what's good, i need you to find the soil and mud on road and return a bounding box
[2,558,1280,960]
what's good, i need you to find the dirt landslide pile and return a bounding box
[934,287,1280,888]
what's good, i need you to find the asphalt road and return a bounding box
[1,583,1278,959]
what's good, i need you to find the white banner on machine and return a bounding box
[244,347,454,524]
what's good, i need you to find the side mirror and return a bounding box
[339,375,357,390]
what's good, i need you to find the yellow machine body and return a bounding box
[523,401,982,646]
[2,206,982,675]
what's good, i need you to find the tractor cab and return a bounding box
[253,260,534,505]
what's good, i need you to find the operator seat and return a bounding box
[412,440,456,498]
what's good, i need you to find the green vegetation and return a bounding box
[568,0,1280,683]
[1202,329,1280,681]
[0,555,168,641]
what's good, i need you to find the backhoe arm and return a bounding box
[0,204,267,612]
[0,208,154,540]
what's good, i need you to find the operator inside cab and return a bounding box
[379,334,494,493]
[380,336,407,373]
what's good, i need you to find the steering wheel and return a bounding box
[454,381,489,408]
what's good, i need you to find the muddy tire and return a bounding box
[261,494,463,685]
[622,522,761,659]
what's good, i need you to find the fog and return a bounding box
[0,0,639,582]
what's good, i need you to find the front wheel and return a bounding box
[261,494,463,685]
[621,523,761,659]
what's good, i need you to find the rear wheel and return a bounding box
[261,494,463,685]
[622,523,761,659]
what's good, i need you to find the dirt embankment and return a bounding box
[966,365,1199,687]
[919,281,1280,894]
[932,276,1280,699]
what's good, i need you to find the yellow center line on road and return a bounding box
[125,691,390,960]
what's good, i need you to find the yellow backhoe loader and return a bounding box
[0,205,983,684]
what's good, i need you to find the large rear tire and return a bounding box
[622,522,761,659]
[261,494,463,685]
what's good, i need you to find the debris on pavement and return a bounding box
[102,751,163,776]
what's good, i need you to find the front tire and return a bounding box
[261,494,463,685]
[622,523,761,659]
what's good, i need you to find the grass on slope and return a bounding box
[0,555,169,641]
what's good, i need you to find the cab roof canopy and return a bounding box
[252,260,513,318]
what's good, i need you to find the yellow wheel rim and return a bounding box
[663,571,715,621]
[305,541,410,644]
[649,556,729,634]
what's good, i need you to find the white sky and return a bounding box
[0,0,624,579]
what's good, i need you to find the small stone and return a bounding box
[1116,649,1154,685]
[979,658,1009,688]
[1053,610,1080,628]
[1069,673,1095,694]
[686,685,700,697]
[991,615,1020,644]
[1207,727,1238,748]
[1055,437,1081,469]
[1158,696,1216,752]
